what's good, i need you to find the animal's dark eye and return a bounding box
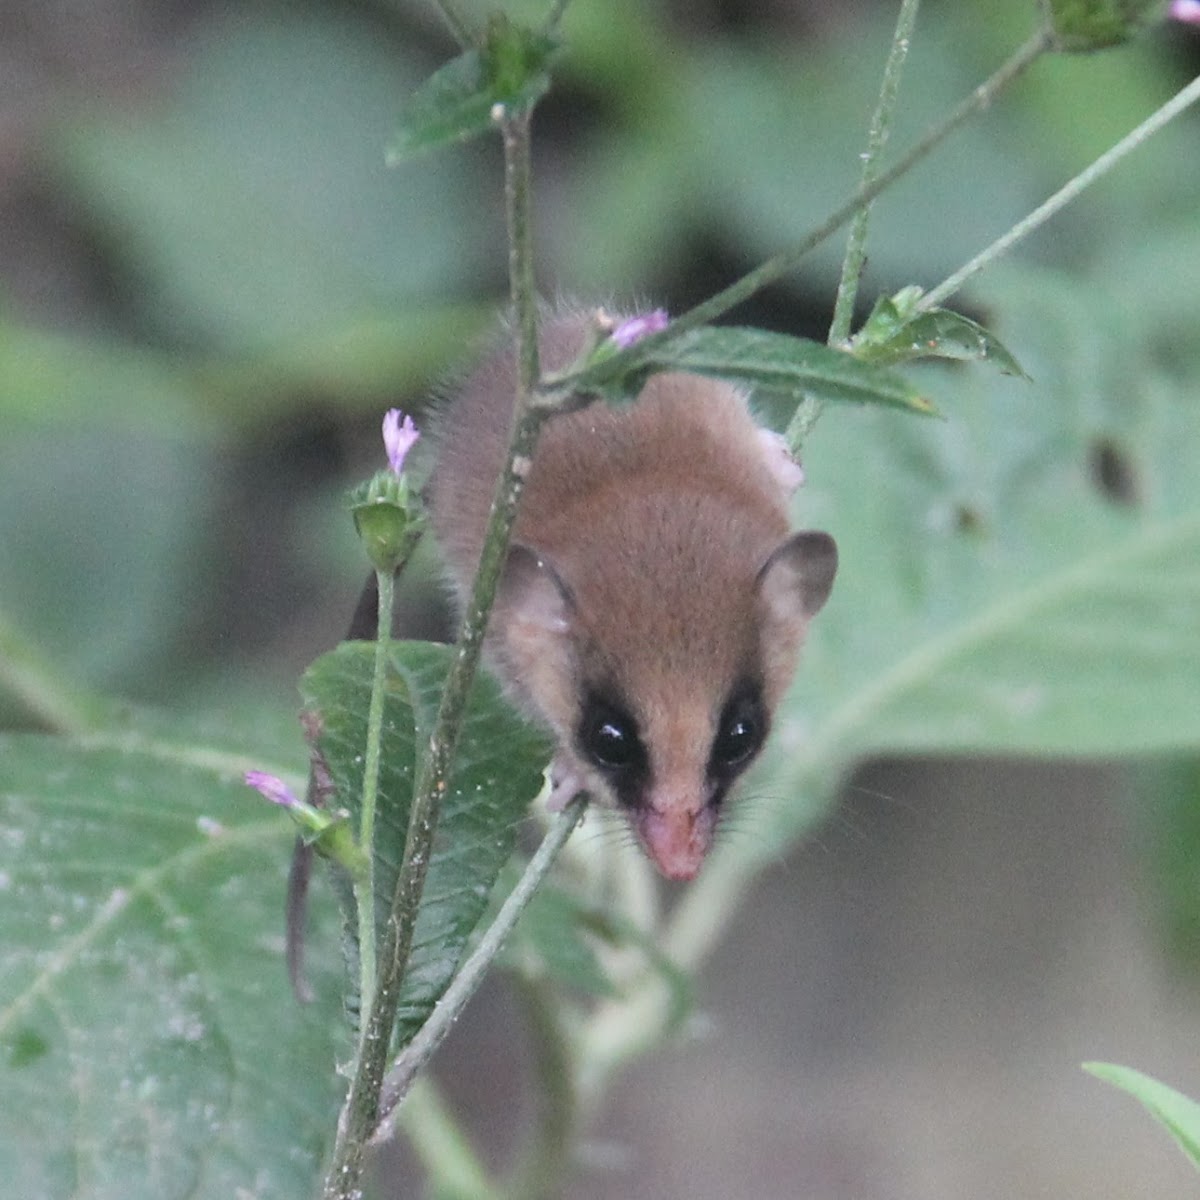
[711,692,765,770]
[579,699,643,772]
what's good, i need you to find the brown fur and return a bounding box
[427,306,836,879]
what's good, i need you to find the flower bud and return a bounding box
[1041,0,1158,51]
[611,308,670,349]
[349,409,424,574]
[243,770,367,877]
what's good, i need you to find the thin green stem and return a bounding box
[791,0,921,450]
[430,0,476,48]
[547,27,1051,407]
[919,70,1200,312]
[829,0,921,346]
[505,974,577,1200]
[675,27,1050,336]
[322,105,547,1200]
[353,567,396,1026]
[397,1078,504,1200]
[373,797,587,1138]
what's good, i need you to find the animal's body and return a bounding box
[428,307,837,879]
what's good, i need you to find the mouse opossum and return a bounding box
[428,306,837,880]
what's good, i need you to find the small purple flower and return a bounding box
[244,770,300,810]
[611,309,669,350]
[1173,0,1200,23]
[382,409,420,475]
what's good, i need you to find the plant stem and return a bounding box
[548,26,1051,405]
[919,69,1200,312]
[505,974,578,1200]
[322,104,546,1199]
[397,1077,504,1200]
[675,27,1050,336]
[373,796,587,1139]
[430,0,476,47]
[353,567,396,1026]
[829,0,921,346]
[788,0,922,449]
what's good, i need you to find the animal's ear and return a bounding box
[756,530,838,622]
[494,544,580,729]
[497,544,575,635]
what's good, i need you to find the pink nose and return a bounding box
[636,804,714,881]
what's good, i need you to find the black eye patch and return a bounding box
[576,691,649,805]
[709,683,767,782]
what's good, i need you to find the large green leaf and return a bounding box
[0,727,344,1199]
[300,641,552,1047]
[770,272,1200,836]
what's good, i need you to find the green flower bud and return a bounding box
[349,409,424,573]
[243,770,367,878]
[1041,0,1160,51]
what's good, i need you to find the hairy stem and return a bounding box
[675,27,1050,337]
[322,104,546,1200]
[787,0,923,448]
[374,797,587,1138]
[919,69,1200,312]
[353,567,396,1026]
[829,0,922,346]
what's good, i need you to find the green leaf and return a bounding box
[0,727,344,1199]
[850,288,1028,378]
[1041,0,1158,51]
[300,640,552,1048]
[572,326,935,416]
[1084,1063,1200,1170]
[388,18,559,163]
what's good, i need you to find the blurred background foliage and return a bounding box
[2,1,1200,1194]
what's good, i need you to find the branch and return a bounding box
[373,797,587,1140]
[919,69,1200,311]
[322,103,549,1200]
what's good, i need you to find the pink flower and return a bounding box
[382,409,420,475]
[1172,0,1200,24]
[244,770,300,810]
[611,309,669,349]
